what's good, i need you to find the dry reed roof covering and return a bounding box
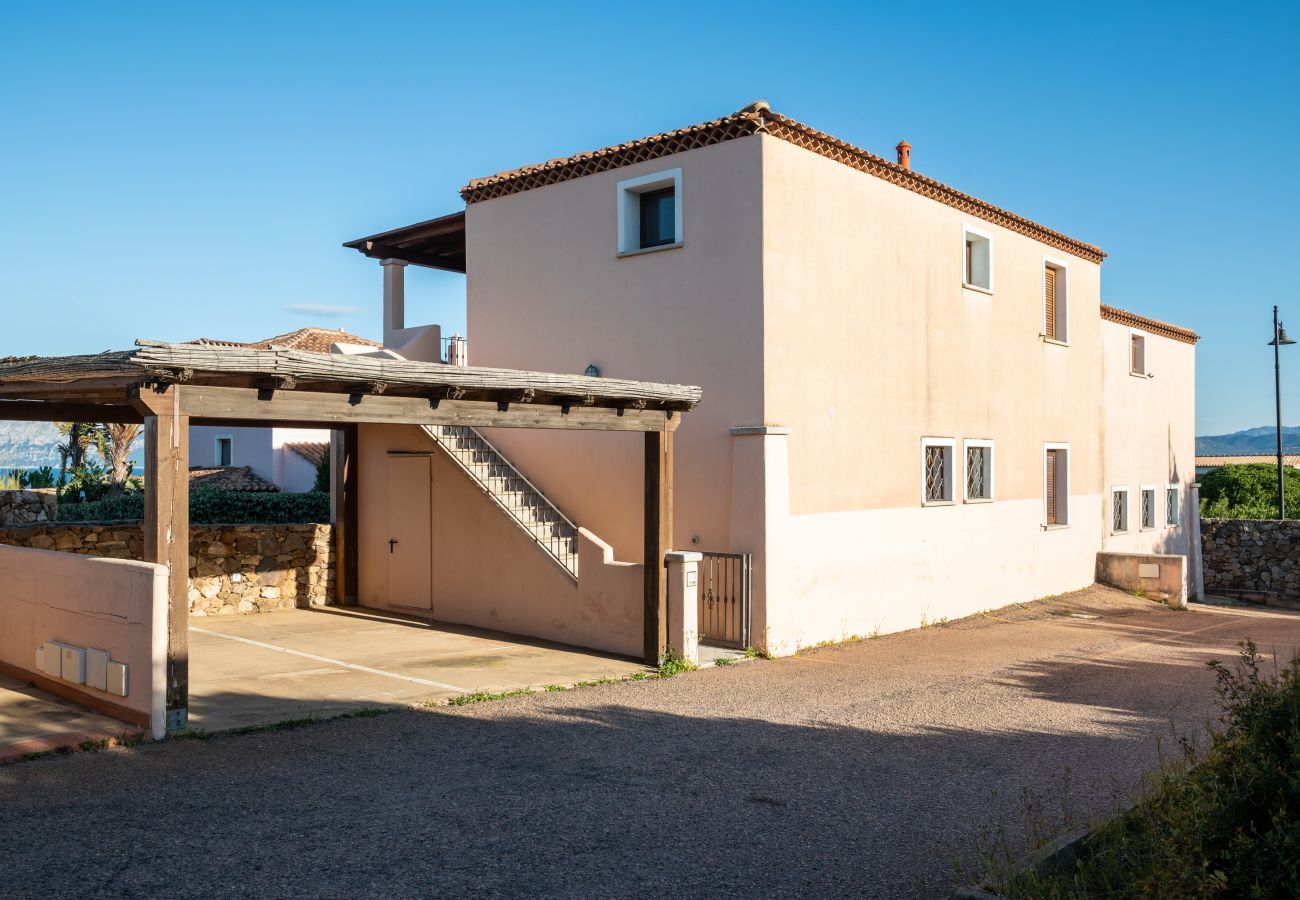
[461,103,1107,264]
[1100,305,1199,345]
[0,341,702,410]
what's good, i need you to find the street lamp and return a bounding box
[1268,305,1296,519]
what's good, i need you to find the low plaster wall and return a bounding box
[0,523,334,615]
[0,489,58,525]
[1201,518,1300,604]
[1095,551,1187,607]
[0,544,166,736]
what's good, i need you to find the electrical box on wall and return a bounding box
[106,662,129,697]
[39,642,66,678]
[34,641,128,697]
[85,648,110,692]
[60,645,86,684]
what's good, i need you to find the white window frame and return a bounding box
[920,437,956,506]
[616,168,683,257]
[214,434,234,467]
[1111,485,1130,534]
[963,439,995,502]
[1130,330,1149,377]
[1042,255,1069,345]
[1165,483,1181,527]
[1139,484,1158,531]
[1043,442,1070,528]
[961,225,994,293]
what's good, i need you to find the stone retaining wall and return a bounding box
[0,489,58,525]
[0,523,334,615]
[1201,518,1300,602]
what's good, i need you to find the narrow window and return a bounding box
[216,436,233,467]
[1044,446,1069,526]
[1044,265,1057,339]
[638,187,676,249]
[1140,487,1156,530]
[965,441,994,501]
[1131,333,1147,375]
[922,439,955,504]
[1042,259,1068,342]
[962,227,992,290]
[1112,488,1129,533]
[1165,486,1180,526]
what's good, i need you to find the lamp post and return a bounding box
[1268,305,1295,519]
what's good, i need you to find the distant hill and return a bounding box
[0,421,63,468]
[1197,426,1300,456]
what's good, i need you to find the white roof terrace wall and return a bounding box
[465,135,766,562]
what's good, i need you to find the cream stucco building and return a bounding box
[345,102,1199,657]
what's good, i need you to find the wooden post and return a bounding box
[334,424,360,605]
[644,429,673,664]
[134,386,190,733]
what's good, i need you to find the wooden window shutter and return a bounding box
[1044,266,1057,339]
[965,240,973,284]
[1045,450,1058,525]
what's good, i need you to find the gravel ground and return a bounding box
[4,587,1300,899]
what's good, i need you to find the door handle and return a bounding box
[388,538,399,554]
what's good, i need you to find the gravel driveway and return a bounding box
[5,587,1300,898]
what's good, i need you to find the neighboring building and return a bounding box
[344,102,1200,655]
[1196,454,1300,478]
[188,328,375,492]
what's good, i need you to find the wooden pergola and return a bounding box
[0,342,699,731]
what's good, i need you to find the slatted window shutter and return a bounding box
[1045,449,1058,525]
[1044,266,1057,339]
[965,240,973,284]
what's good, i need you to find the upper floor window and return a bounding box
[1130,332,1148,376]
[963,226,992,292]
[1043,258,1069,342]
[215,435,233,467]
[617,168,682,256]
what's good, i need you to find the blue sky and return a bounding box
[1,1,1297,435]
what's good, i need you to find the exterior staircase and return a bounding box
[421,424,580,579]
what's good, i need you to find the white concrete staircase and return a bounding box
[421,424,580,579]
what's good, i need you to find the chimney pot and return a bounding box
[895,139,912,170]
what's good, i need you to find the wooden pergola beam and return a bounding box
[179,385,679,432]
[643,430,673,664]
[130,386,190,733]
[0,400,143,424]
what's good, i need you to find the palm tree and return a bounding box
[99,423,140,493]
[56,422,94,486]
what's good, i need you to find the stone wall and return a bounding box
[0,489,58,525]
[0,523,334,615]
[1201,518,1300,603]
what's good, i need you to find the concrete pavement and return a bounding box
[4,587,1300,898]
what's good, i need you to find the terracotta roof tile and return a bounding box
[1197,455,1300,468]
[188,328,379,354]
[284,441,328,466]
[188,466,280,493]
[1100,305,1199,345]
[460,104,1107,264]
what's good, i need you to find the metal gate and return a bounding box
[697,552,752,649]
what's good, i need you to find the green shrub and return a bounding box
[57,488,331,524]
[998,640,1300,898]
[1199,463,1300,520]
[313,446,331,493]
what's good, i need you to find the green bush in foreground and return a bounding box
[998,640,1300,898]
[57,488,331,525]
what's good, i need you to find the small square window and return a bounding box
[1111,487,1130,533]
[922,438,955,504]
[1131,333,1147,376]
[617,168,682,255]
[1140,487,1156,530]
[1044,445,1069,526]
[963,227,992,291]
[1166,486,1180,526]
[965,440,994,501]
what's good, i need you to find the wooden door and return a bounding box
[387,455,432,610]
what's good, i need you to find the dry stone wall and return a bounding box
[0,522,334,615]
[1201,518,1300,603]
[0,489,58,525]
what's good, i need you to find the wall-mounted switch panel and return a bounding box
[60,645,86,684]
[85,648,110,692]
[106,662,129,697]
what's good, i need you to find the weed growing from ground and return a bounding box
[657,649,697,678]
[714,657,733,666]
[446,688,533,707]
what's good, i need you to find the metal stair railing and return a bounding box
[421,424,579,578]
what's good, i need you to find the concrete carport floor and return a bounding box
[188,607,647,731]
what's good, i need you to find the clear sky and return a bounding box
[2,1,1297,435]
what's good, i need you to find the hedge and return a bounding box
[56,488,331,524]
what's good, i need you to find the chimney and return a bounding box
[895,139,911,170]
